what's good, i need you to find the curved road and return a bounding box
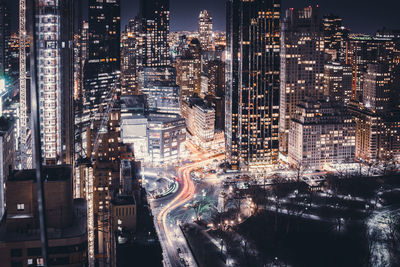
[155,153,225,267]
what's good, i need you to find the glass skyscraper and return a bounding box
[225,0,281,170]
[140,0,170,67]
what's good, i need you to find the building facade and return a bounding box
[84,0,120,125]
[140,67,181,115]
[347,35,400,163]
[182,96,215,144]
[35,0,74,165]
[0,166,87,267]
[198,10,213,52]
[279,6,325,155]
[121,17,142,96]
[0,0,10,78]
[0,118,14,220]
[324,61,352,106]
[288,100,356,169]
[147,114,186,165]
[225,0,281,170]
[140,0,170,67]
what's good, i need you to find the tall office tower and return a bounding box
[323,14,349,61]
[0,0,10,78]
[225,0,281,170]
[140,0,170,67]
[87,0,120,73]
[140,67,181,115]
[198,10,213,52]
[279,6,325,155]
[84,0,120,124]
[121,18,142,95]
[324,61,352,106]
[34,0,74,165]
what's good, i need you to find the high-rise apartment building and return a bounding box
[198,10,213,52]
[348,34,400,163]
[121,17,142,95]
[140,0,170,67]
[346,35,395,102]
[279,6,325,155]
[35,0,74,165]
[350,61,400,162]
[176,38,201,98]
[288,100,356,169]
[176,56,201,97]
[324,61,352,106]
[225,0,281,170]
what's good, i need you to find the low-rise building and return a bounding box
[147,114,186,165]
[0,165,87,267]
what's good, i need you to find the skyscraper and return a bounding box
[176,39,202,98]
[324,61,352,106]
[323,14,349,61]
[35,0,74,165]
[279,6,325,155]
[225,0,281,170]
[84,0,120,124]
[198,10,213,52]
[348,35,400,163]
[87,0,120,73]
[121,17,142,95]
[140,0,170,67]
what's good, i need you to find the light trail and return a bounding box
[156,152,224,266]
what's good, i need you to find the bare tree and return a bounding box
[293,161,306,182]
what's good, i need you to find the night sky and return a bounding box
[6,0,400,34]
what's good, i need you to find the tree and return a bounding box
[190,196,214,221]
[293,161,306,182]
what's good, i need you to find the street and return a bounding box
[150,144,224,267]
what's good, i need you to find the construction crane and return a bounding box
[19,0,28,169]
[78,80,119,267]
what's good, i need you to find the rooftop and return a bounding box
[112,194,136,206]
[8,165,73,182]
[0,199,87,243]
